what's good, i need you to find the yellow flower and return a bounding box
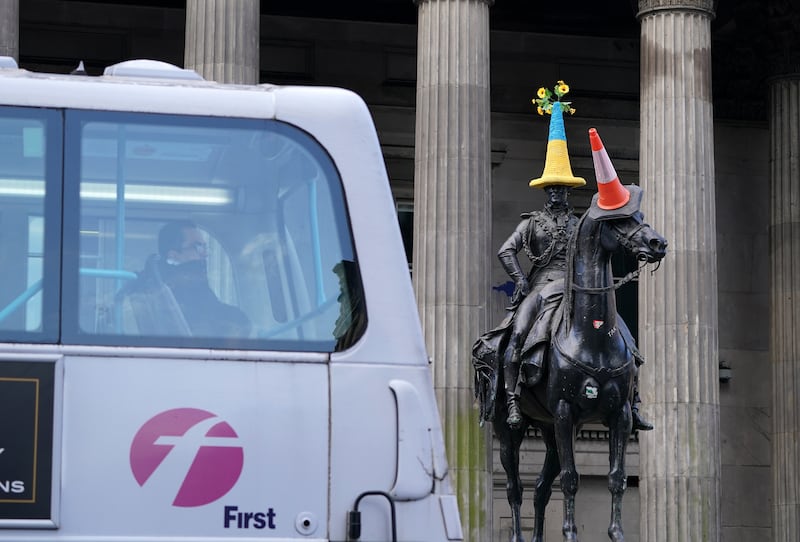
[569,108,576,115]
[558,83,570,95]
[537,106,544,116]
[537,87,547,99]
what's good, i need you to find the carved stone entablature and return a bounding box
[414,0,495,6]
[637,0,716,18]
[724,0,800,81]
[764,0,800,78]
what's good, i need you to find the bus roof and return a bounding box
[0,58,285,118]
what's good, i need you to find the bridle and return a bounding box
[569,214,659,294]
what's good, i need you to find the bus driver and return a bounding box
[155,220,251,338]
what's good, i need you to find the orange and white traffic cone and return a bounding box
[588,127,630,210]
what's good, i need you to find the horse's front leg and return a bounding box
[532,425,560,542]
[497,420,527,542]
[607,402,632,542]
[554,399,579,542]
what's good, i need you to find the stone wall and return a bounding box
[714,122,771,542]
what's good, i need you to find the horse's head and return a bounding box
[601,210,668,264]
[586,128,668,265]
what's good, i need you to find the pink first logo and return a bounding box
[130,408,244,507]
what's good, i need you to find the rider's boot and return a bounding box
[504,356,523,429]
[631,389,653,431]
[522,343,546,387]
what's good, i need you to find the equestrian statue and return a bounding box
[472,83,668,542]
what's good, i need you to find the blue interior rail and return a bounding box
[0,268,137,323]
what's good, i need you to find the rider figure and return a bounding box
[499,187,653,432]
[500,184,577,428]
[498,83,653,431]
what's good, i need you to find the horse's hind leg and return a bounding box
[497,420,527,542]
[554,399,579,542]
[532,426,560,542]
[607,402,632,542]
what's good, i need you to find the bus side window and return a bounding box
[0,108,61,342]
[65,111,365,352]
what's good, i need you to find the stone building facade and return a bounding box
[4,0,797,541]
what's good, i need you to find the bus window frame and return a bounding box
[0,106,63,344]
[59,109,365,352]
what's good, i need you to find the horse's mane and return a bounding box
[560,210,591,333]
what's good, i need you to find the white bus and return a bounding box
[0,58,462,542]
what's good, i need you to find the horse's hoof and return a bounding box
[561,525,578,542]
[562,526,578,542]
[608,526,624,542]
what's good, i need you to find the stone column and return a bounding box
[0,0,18,61]
[637,1,720,541]
[184,0,259,84]
[413,1,493,540]
[770,74,800,542]
[767,5,800,538]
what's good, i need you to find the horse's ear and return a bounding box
[587,187,643,221]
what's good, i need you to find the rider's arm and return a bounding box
[498,219,531,301]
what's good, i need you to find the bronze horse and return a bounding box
[474,187,667,542]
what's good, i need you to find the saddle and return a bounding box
[521,279,645,370]
[520,279,565,361]
[471,280,645,423]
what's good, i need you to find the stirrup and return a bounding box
[506,402,522,428]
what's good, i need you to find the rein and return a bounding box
[571,264,643,293]
[561,211,658,330]
[569,217,655,293]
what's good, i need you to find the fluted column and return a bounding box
[0,0,18,61]
[770,72,800,542]
[413,1,493,540]
[184,0,259,84]
[637,2,720,541]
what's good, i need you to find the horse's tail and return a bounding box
[472,334,499,425]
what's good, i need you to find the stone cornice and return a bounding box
[764,1,800,78]
[637,0,715,19]
[414,0,494,6]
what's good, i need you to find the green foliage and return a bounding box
[532,80,575,116]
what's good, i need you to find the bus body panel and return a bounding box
[62,356,328,539]
[329,362,458,542]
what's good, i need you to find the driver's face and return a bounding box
[171,227,208,264]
